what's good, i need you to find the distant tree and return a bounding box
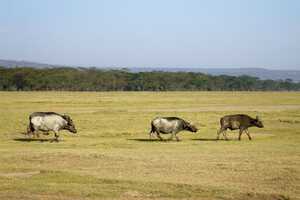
[12,72,27,90]
[0,67,299,91]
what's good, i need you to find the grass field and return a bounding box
[0,92,299,200]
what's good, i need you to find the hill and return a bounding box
[1,59,299,82]
[130,67,300,82]
[0,59,61,68]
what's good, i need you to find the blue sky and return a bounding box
[0,0,299,69]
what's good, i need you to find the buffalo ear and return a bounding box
[183,121,189,128]
[190,122,195,128]
[62,114,70,121]
[256,115,262,121]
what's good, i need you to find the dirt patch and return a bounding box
[0,171,40,178]
[236,192,291,200]
[122,190,143,198]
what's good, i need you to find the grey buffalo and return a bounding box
[149,117,198,141]
[27,112,77,142]
[217,114,264,140]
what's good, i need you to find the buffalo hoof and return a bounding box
[50,138,59,143]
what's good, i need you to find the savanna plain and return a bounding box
[0,92,299,200]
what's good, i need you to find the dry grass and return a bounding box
[0,91,299,200]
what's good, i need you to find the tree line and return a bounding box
[0,67,299,91]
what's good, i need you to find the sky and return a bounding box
[0,0,299,69]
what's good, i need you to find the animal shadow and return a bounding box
[13,138,55,142]
[191,138,232,141]
[127,138,165,142]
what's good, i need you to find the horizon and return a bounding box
[2,58,300,71]
[1,0,299,70]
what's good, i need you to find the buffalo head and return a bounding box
[184,121,198,133]
[253,116,264,128]
[63,114,77,133]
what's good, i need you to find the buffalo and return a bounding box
[149,117,198,141]
[217,114,264,140]
[27,112,77,142]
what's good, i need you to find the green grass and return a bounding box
[0,92,299,200]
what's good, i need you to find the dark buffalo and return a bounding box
[217,114,264,140]
[27,112,77,142]
[150,117,198,141]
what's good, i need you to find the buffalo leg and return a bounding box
[216,128,225,140]
[28,132,35,138]
[35,132,40,138]
[217,128,228,140]
[26,125,32,137]
[30,131,39,138]
[51,132,59,142]
[43,131,50,135]
[245,129,252,140]
[149,131,154,140]
[149,126,157,139]
[222,130,229,140]
[238,128,245,140]
[26,126,37,138]
[156,131,164,141]
[168,132,176,141]
[168,132,179,141]
[26,129,33,138]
